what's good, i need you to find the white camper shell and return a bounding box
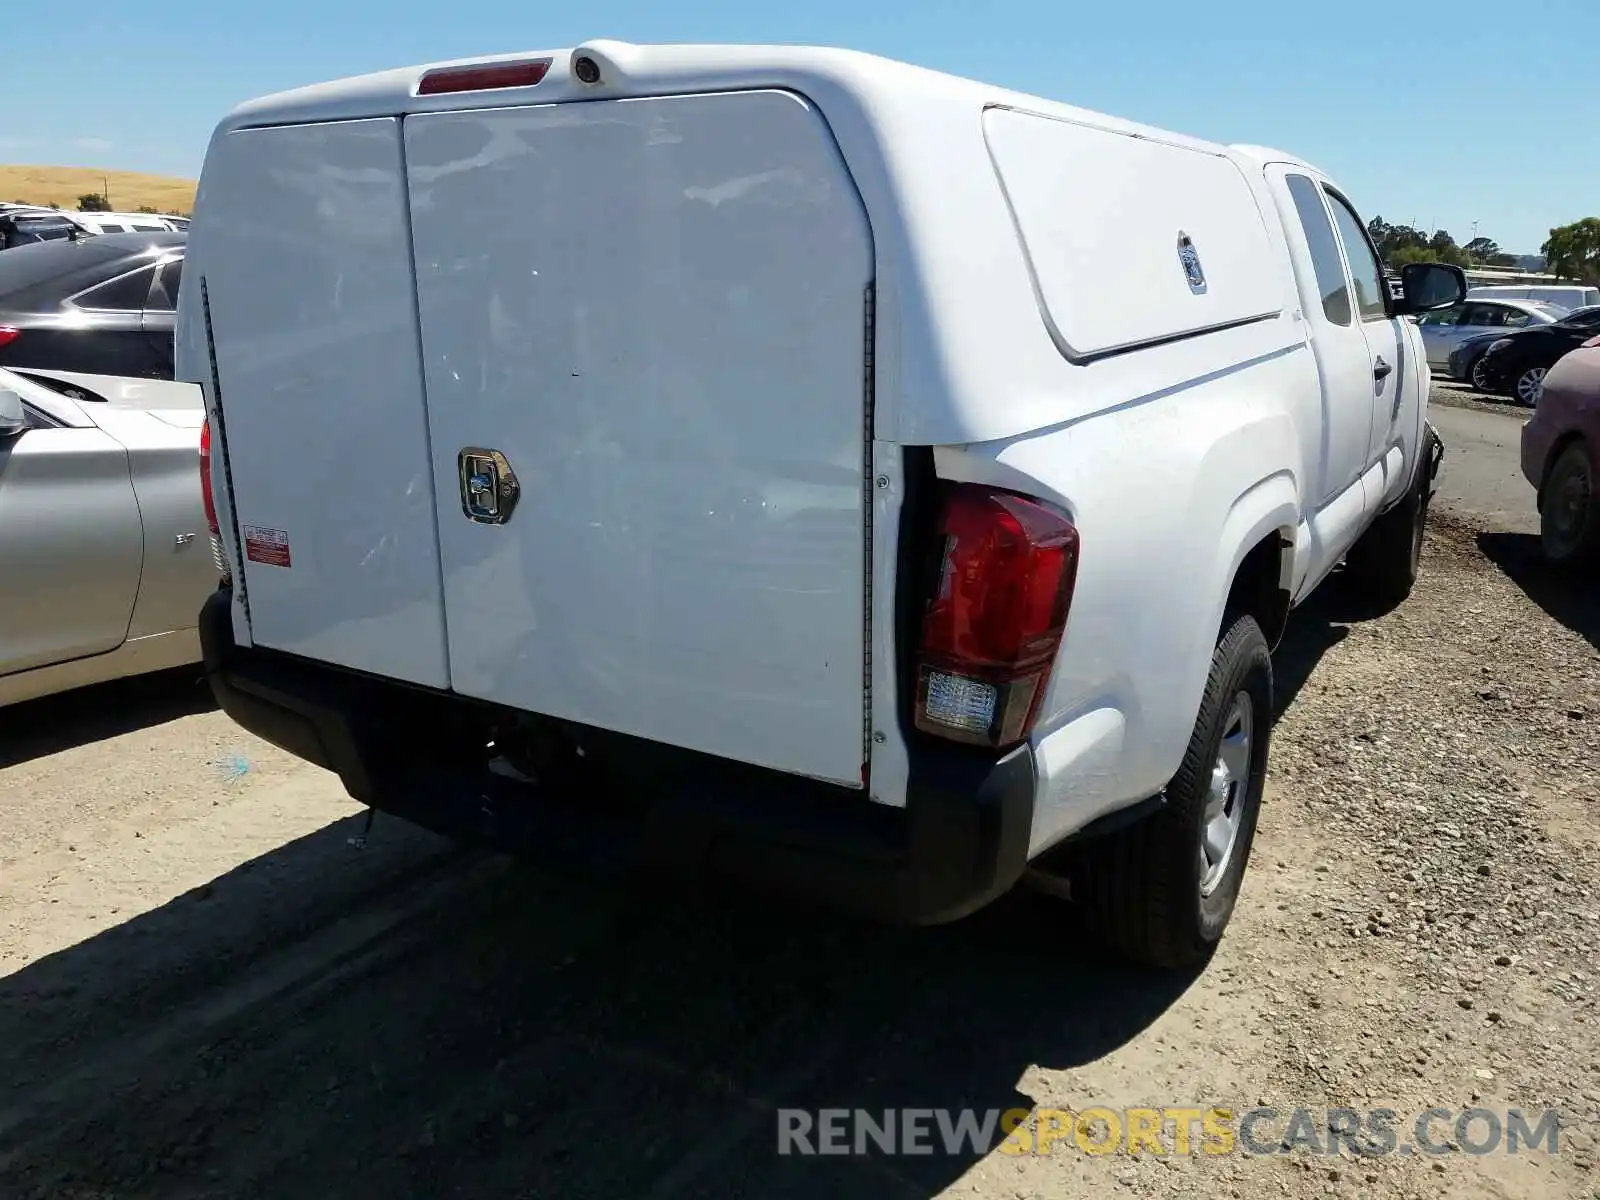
[182,41,1459,966]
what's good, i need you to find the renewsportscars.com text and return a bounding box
[776,1106,1563,1159]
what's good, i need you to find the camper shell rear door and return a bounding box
[405,89,876,787]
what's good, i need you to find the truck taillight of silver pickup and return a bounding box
[179,40,1462,967]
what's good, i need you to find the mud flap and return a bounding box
[1423,421,1445,502]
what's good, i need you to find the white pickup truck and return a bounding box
[178,41,1462,967]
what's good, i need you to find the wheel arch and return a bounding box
[1539,430,1591,504]
[1213,471,1299,652]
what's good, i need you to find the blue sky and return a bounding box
[3,0,1594,253]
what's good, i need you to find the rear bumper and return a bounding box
[199,589,1035,925]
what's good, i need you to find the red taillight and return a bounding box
[417,59,551,95]
[0,327,20,348]
[199,417,219,536]
[914,484,1079,748]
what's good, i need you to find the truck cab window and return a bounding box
[1284,173,1351,326]
[1323,192,1389,322]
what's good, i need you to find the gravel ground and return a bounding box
[1,459,1596,1198]
[1430,379,1534,420]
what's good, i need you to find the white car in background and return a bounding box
[68,211,186,235]
[0,366,216,706]
[1416,296,1566,373]
[1468,283,1600,309]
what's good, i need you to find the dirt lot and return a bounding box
[1,405,1597,1199]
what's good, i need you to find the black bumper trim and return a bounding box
[199,589,1035,925]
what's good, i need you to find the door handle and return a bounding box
[458,447,520,524]
[1373,356,1393,381]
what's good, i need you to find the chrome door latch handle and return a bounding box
[458,447,520,524]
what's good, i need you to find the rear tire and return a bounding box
[1539,441,1600,569]
[1066,614,1272,969]
[1513,365,1547,408]
[1343,426,1437,610]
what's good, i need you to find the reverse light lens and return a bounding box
[922,671,998,734]
[417,59,551,95]
[914,484,1079,748]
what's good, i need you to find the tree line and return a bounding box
[1366,215,1600,284]
[1365,217,1512,270]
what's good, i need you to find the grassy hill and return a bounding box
[0,165,196,215]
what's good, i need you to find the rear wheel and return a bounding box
[1539,441,1600,568]
[1065,614,1272,969]
[1514,365,1547,407]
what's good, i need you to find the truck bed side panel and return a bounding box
[195,117,450,687]
[405,90,873,786]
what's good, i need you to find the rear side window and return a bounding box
[147,258,182,311]
[11,219,74,242]
[1502,309,1534,329]
[74,264,157,311]
[1284,174,1350,326]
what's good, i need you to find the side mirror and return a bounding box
[1396,262,1467,315]
[0,388,26,439]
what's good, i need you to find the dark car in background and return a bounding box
[1521,342,1600,566]
[1449,305,1600,392]
[1475,305,1600,406]
[0,232,184,379]
[1448,330,1514,390]
[0,210,84,250]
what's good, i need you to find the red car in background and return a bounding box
[1522,340,1600,566]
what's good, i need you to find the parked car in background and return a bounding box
[1470,284,1600,309]
[0,209,85,249]
[1445,308,1600,388]
[1447,331,1511,389]
[0,232,184,379]
[68,211,185,235]
[1521,341,1600,566]
[0,364,214,706]
[1418,297,1565,373]
[1475,305,1600,406]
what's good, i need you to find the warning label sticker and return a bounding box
[242,525,292,569]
